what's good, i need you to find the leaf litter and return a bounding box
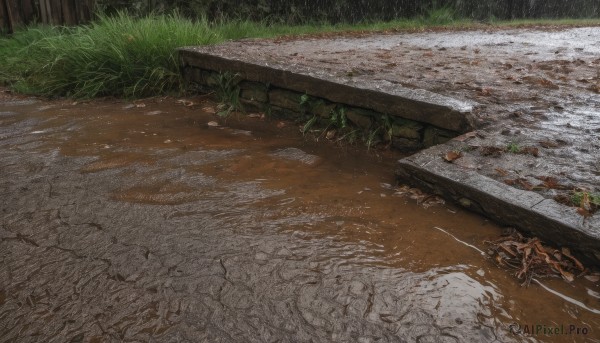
[486,229,587,286]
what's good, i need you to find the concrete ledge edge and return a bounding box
[396,147,600,266]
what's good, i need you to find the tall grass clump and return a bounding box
[1,12,220,98]
[0,26,58,89]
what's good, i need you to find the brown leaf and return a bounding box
[504,178,533,191]
[443,151,463,162]
[522,76,559,89]
[521,147,539,157]
[478,88,493,96]
[539,78,559,89]
[561,247,585,271]
[495,168,509,176]
[487,230,587,284]
[577,207,592,218]
[581,192,592,211]
[480,146,504,157]
[535,176,567,190]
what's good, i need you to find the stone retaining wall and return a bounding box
[184,66,459,150]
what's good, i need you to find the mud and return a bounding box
[1,92,600,342]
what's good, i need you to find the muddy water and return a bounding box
[1,94,599,343]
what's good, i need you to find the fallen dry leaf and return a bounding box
[576,207,592,218]
[443,151,463,162]
[521,147,539,157]
[522,76,559,89]
[486,230,586,285]
[535,176,568,190]
[561,247,585,271]
[580,192,592,211]
[495,168,509,176]
[478,88,493,96]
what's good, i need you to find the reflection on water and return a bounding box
[0,95,598,342]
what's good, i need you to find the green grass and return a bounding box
[214,71,243,118]
[0,12,598,99]
[1,13,220,98]
[506,142,521,154]
[572,192,600,207]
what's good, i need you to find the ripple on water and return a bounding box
[1,95,598,343]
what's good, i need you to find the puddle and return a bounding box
[0,95,599,342]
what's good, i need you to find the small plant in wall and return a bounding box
[365,114,393,150]
[215,71,243,119]
[299,93,311,107]
[299,94,323,135]
[328,107,348,130]
[299,93,325,115]
[321,107,353,142]
[300,105,356,144]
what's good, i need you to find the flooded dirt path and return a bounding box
[1,93,599,342]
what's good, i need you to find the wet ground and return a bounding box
[191,26,600,208]
[1,92,600,342]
